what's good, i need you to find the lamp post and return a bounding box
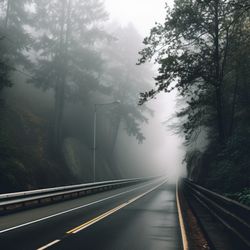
[93,100,120,182]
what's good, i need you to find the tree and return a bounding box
[138,0,249,145]
[0,0,32,96]
[138,0,250,191]
[0,36,12,95]
[101,24,153,151]
[31,0,109,152]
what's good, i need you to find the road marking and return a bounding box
[36,180,166,250]
[67,203,127,234]
[0,179,164,234]
[176,181,189,250]
[67,180,167,234]
[37,239,60,250]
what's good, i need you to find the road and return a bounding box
[0,179,182,250]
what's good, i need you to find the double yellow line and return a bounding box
[67,203,127,234]
[66,180,166,234]
[37,180,167,250]
[38,180,190,250]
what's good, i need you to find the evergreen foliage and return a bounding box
[138,0,250,194]
[0,0,32,95]
[0,1,154,191]
[30,0,110,151]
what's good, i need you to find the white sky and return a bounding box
[105,0,169,36]
[105,0,185,179]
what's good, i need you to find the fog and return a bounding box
[105,0,185,180]
[105,0,167,35]
[0,0,184,192]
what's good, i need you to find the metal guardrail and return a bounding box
[0,177,152,215]
[182,179,250,249]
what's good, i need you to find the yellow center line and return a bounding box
[66,180,167,234]
[66,203,126,234]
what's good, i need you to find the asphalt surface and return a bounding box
[0,179,182,250]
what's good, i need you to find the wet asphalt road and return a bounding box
[0,179,182,250]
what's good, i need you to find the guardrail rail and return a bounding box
[181,178,250,250]
[0,177,153,215]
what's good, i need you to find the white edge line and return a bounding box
[176,180,189,250]
[0,179,165,234]
[37,239,60,250]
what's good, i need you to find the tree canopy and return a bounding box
[139,0,250,192]
[0,0,32,95]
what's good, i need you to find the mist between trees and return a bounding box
[0,0,249,206]
[138,0,250,204]
[0,0,156,192]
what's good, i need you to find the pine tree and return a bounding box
[31,0,109,152]
[102,24,153,148]
[0,0,32,95]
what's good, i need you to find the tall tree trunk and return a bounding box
[53,0,67,152]
[214,0,225,144]
[109,115,121,155]
[54,74,65,152]
[228,68,239,137]
[4,0,11,29]
[108,115,122,178]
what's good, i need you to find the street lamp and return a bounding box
[93,100,120,182]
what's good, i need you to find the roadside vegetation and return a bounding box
[0,0,152,192]
[1,0,249,205]
[138,0,250,202]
